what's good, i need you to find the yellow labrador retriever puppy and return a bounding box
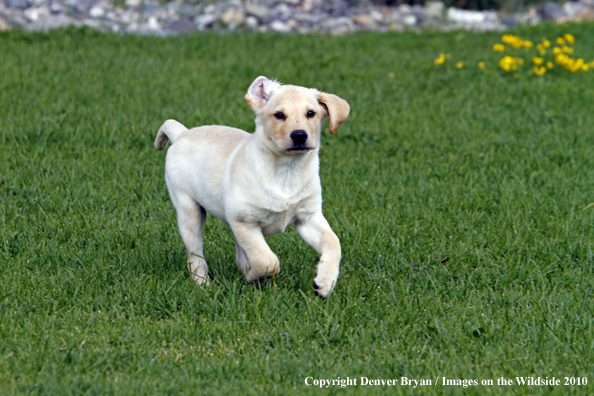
[154,76,349,298]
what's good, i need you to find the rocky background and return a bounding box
[1,0,594,35]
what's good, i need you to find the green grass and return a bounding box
[1,23,594,395]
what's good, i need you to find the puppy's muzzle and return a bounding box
[289,130,309,151]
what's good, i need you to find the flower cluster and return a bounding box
[434,33,594,78]
[491,33,593,76]
[499,55,523,72]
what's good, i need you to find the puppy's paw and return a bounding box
[313,275,336,299]
[245,256,280,283]
[190,272,210,286]
[250,277,269,289]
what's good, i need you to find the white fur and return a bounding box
[155,76,350,297]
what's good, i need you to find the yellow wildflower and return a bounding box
[502,34,524,49]
[553,47,562,55]
[493,44,505,52]
[573,58,585,72]
[533,57,543,66]
[499,55,518,72]
[455,62,464,69]
[556,37,566,46]
[583,65,590,71]
[546,62,554,69]
[434,53,446,66]
[536,44,546,56]
[563,34,575,44]
[524,40,533,48]
[543,39,551,48]
[556,53,569,66]
[563,46,574,54]
[533,66,547,76]
[478,61,486,69]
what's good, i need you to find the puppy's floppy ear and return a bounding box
[245,76,282,109]
[317,93,350,135]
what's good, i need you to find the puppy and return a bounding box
[154,76,349,297]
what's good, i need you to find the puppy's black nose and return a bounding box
[290,130,308,145]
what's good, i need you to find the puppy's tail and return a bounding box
[154,119,188,150]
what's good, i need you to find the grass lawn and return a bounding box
[1,23,594,395]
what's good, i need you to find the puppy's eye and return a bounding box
[306,110,316,118]
[274,112,286,120]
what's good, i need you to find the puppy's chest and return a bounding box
[253,193,312,236]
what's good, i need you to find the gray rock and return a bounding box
[220,7,244,28]
[245,15,258,29]
[398,4,411,15]
[49,3,62,13]
[522,7,541,24]
[447,7,486,24]
[299,0,314,12]
[425,1,444,19]
[194,13,217,30]
[501,14,520,26]
[81,17,101,29]
[403,14,416,26]
[329,24,352,35]
[89,5,103,17]
[483,10,498,22]
[296,25,310,34]
[203,4,216,14]
[563,1,586,17]
[411,4,425,19]
[370,9,383,22]
[5,0,28,9]
[292,12,323,24]
[320,16,354,33]
[140,2,158,15]
[147,15,160,29]
[540,2,566,20]
[167,18,195,34]
[269,19,291,33]
[24,7,48,21]
[177,4,199,18]
[385,9,402,24]
[245,4,269,22]
[26,13,76,30]
[272,3,292,20]
[116,10,136,24]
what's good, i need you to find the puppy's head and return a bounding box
[245,76,350,155]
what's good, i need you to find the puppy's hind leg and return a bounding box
[234,236,249,277]
[171,193,209,285]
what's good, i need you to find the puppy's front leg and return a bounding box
[230,221,280,282]
[295,212,341,298]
